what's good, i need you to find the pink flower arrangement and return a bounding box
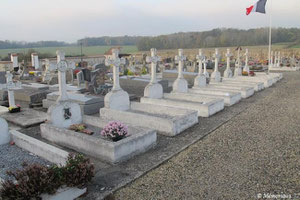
[101,121,129,142]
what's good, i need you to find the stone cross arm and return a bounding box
[175,55,186,62]
[105,57,126,67]
[146,55,161,63]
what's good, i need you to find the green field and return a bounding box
[0,45,138,58]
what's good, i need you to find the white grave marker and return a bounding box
[193,49,206,88]
[210,48,221,82]
[47,51,82,128]
[243,49,250,73]
[172,49,188,93]
[144,48,163,98]
[223,49,233,78]
[0,71,21,108]
[270,51,274,67]
[234,47,242,76]
[104,49,130,110]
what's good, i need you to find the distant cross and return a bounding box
[225,49,233,71]
[245,49,249,68]
[175,49,186,79]
[0,71,21,108]
[270,51,274,67]
[146,48,161,84]
[48,51,75,102]
[213,48,221,72]
[105,49,126,91]
[196,49,204,75]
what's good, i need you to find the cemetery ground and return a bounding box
[4,71,297,200]
[93,71,298,200]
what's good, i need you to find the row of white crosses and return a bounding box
[0,72,21,108]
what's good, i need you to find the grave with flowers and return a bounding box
[40,51,157,163]
[99,48,198,136]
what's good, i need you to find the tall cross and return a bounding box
[196,49,204,75]
[105,49,125,91]
[175,49,186,79]
[48,51,75,102]
[245,49,249,68]
[0,71,21,108]
[146,48,161,84]
[226,49,232,71]
[214,48,221,72]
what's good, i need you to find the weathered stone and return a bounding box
[0,118,10,145]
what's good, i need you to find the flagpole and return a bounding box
[268,0,272,73]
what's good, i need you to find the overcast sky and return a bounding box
[0,0,299,42]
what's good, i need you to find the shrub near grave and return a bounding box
[0,154,94,200]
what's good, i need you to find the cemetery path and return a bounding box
[109,72,300,200]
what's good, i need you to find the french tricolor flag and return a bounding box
[246,0,267,15]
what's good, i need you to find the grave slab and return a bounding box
[204,85,255,98]
[0,108,47,127]
[43,92,104,115]
[0,106,8,115]
[140,96,224,117]
[41,115,157,164]
[14,88,50,104]
[22,82,49,90]
[223,77,273,88]
[188,89,242,106]
[100,102,198,137]
[11,130,69,166]
[190,86,253,98]
[163,92,241,106]
[210,80,264,91]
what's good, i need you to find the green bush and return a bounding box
[0,154,94,200]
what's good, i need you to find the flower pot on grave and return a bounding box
[8,106,21,113]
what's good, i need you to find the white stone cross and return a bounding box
[0,71,21,108]
[236,47,241,68]
[48,51,76,102]
[146,48,161,84]
[243,49,250,73]
[270,51,274,67]
[277,52,281,67]
[213,48,221,72]
[175,49,186,79]
[203,56,210,78]
[105,49,126,91]
[196,49,204,75]
[223,49,233,78]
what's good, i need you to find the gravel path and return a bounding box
[111,72,300,200]
[0,144,51,180]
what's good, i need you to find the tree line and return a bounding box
[0,41,70,49]
[136,28,300,51]
[1,28,299,51]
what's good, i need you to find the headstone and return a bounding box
[193,49,206,88]
[0,72,22,108]
[243,49,250,73]
[144,48,163,98]
[11,53,18,70]
[210,48,221,82]
[76,71,85,87]
[43,59,54,83]
[172,49,188,93]
[0,118,10,145]
[31,53,40,70]
[104,49,130,111]
[223,49,233,78]
[203,55,210,79]
[234,47,242,76]
[47,51,82,128]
